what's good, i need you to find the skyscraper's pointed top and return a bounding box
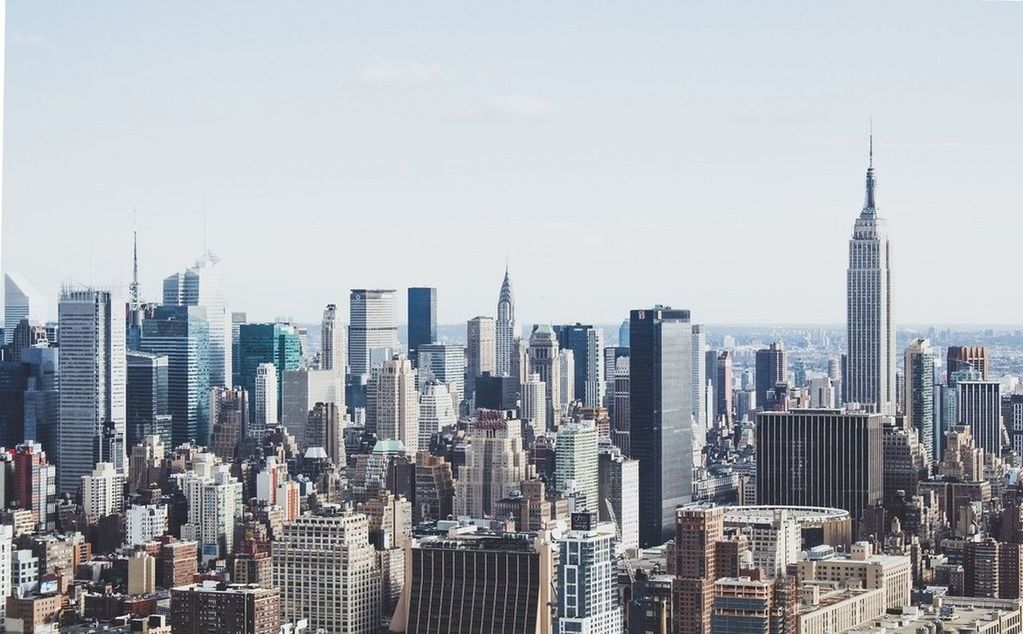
[862,132,877,215]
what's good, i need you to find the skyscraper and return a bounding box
[598,444,639,552]
[754,342,786,409]
[236,323,302,424]
[253,362,278,437]
[466,316,496,401]
[406,287,437,367]
[453,410,532,518]
[375,356,419,454]
[715,351,733,425]
[956,379,1003,455]
[418,382,457,452]
[4,273,46,345]
[139,305,211,447]
[281,368,342,448]
[495,267,517,377]
[57,287,126,494]
[348,289,399,377]
[756,409,883,530]
[904,339,937,460]
[846,137,895,413]
[630,306,693,547]
[554,421,599,510]
[553,323,604,406]
[320,303,345,379]
[947,346,989,381]
[556,514,622,634]
[674,503,724,634]
[416,343,465,406]
[126,351,172,448]
[520,373,548,433]
[691,324,707,428]
[529,324,561,429]
[163,253,232,388]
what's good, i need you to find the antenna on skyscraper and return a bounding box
[203,199,209,257]
[129,210,141,309]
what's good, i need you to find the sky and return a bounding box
[3,1,1023,326]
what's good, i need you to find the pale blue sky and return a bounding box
[3,1,1022,325]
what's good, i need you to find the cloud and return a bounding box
[450,95,559,122]
[359,60,443,86]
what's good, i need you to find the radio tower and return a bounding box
[129,222,142,309]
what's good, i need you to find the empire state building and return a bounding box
[846,137,895,414]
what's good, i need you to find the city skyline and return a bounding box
[3,1,1023,325]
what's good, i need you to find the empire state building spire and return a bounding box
[846,135,895,414]
[862,133,877,215]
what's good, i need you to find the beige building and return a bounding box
[127,550,156,595]
[375,356,419,455]
[453,411,533,518]
[272,507,380,633]
[797,584,886,634]
[797,542,912,611]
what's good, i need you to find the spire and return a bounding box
[129,214,141,308]
[862,131,877,215]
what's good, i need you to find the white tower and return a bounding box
[375,356,419,454]
[846,136,895,413]
[253,362,278,437]
[163,253,232,388]
[321,303,345,378]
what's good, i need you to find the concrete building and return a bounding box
[375,356,419,455]
[252,362,277,437]
[556,513,622,634]
[418,382,457,452]
[178,454,244,563]
[81,462,125,523]
[125,504,168,548]
[797,542,911,611]
[417,343,465,406]
[529,325,562,428]
[674,503,724,634]
[598,444,639,552]
[281,368,342,449]
[453,410,532,518]
[272,507,380,634]
[521,373,548,433]
[956,379,1005,456]
[320,303,345,380]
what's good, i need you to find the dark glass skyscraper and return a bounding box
[754,342,786,409]
[407,287,437,367]
[629,306,693,548]
[237,323,302,425]
[553,323,598,403]
[126,350,173,448]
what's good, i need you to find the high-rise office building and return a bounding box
[57,287,126,494]
[281,368,342,448]
[454,410,532,518]
[466,316,496,402]
[691,324,707,427]
[904,339,937,460]
[407,287,437,367]
[559,349,575,412]
[231,311,246,386]
[375,356,419,454]
[208,387,248,461]
[715,351,733,425]
[417,343,465,406]
[139,305,211,447]
[4,273,46,345]
[556,513,621,634]
[418,382,457,452]
[711,577,774,634]
[846,138,895,413]
[947,346,989,381]
[163,253,232,388]
[629,306,693,547]
[553,323,604,406]
[598,444,639,552]
[252,362,277,437]
[1002,394,1023,458]
[496,267,517,377]
[554,421,599,510]
[618,319,630,348]
[349,289,399,377]
[521,373,548,433]
[237,323,302,424]
[756,409,883,530]
[126,351,172,448]
[529,324,561,429]
[272,508,381,634]
[674,503,724,634]
[321,303,345,379]
[754,342,786,409]
[306,402,345,465]
[956,380,1004,455]
[390,530,553,633]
